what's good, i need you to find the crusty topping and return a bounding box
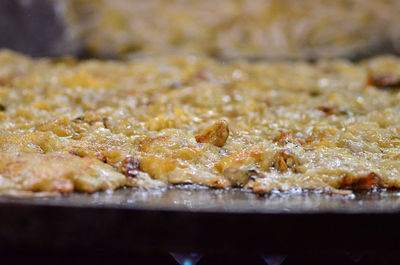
[0,152,126,194]
[274,131,303,146]
[120,156,141,178]
[195,120,229,147]
[368,73,400,90]
[223,167,248,187]
[316,106,335,116]
[0,50,400,195]
[72,116,84,122]
[340,172,380,190]
[273,151,299,173]
[223,167,265,187]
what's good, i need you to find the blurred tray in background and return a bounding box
[1,0,400,60]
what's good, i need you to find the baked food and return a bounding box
[58,0,400,59]
[0,50,399,196]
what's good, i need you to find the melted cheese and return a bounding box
[0,50,399,195]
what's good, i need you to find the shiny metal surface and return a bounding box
[1,186,400,213]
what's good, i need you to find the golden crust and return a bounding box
[0,152,126,194]
[1,50,400,195]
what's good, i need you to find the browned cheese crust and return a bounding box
[0,50,400,195]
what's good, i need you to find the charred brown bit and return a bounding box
[69,150,84,157]
[246,168,265,181]
[72,116,84,122]
[274,131,303,146]
[310,91,321,97]
[102,117,109,129]
[0,104,6,111]
[72,114,105,126]
[273,151,299,173]
[120,156,141,178]
[317,106,335,115]
[367,73,400,90]
[195,69,211,81]
[340,172,380,190]
[195,120,229,147]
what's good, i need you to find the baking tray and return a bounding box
[1,1,400,260]
[1,186,400,257]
